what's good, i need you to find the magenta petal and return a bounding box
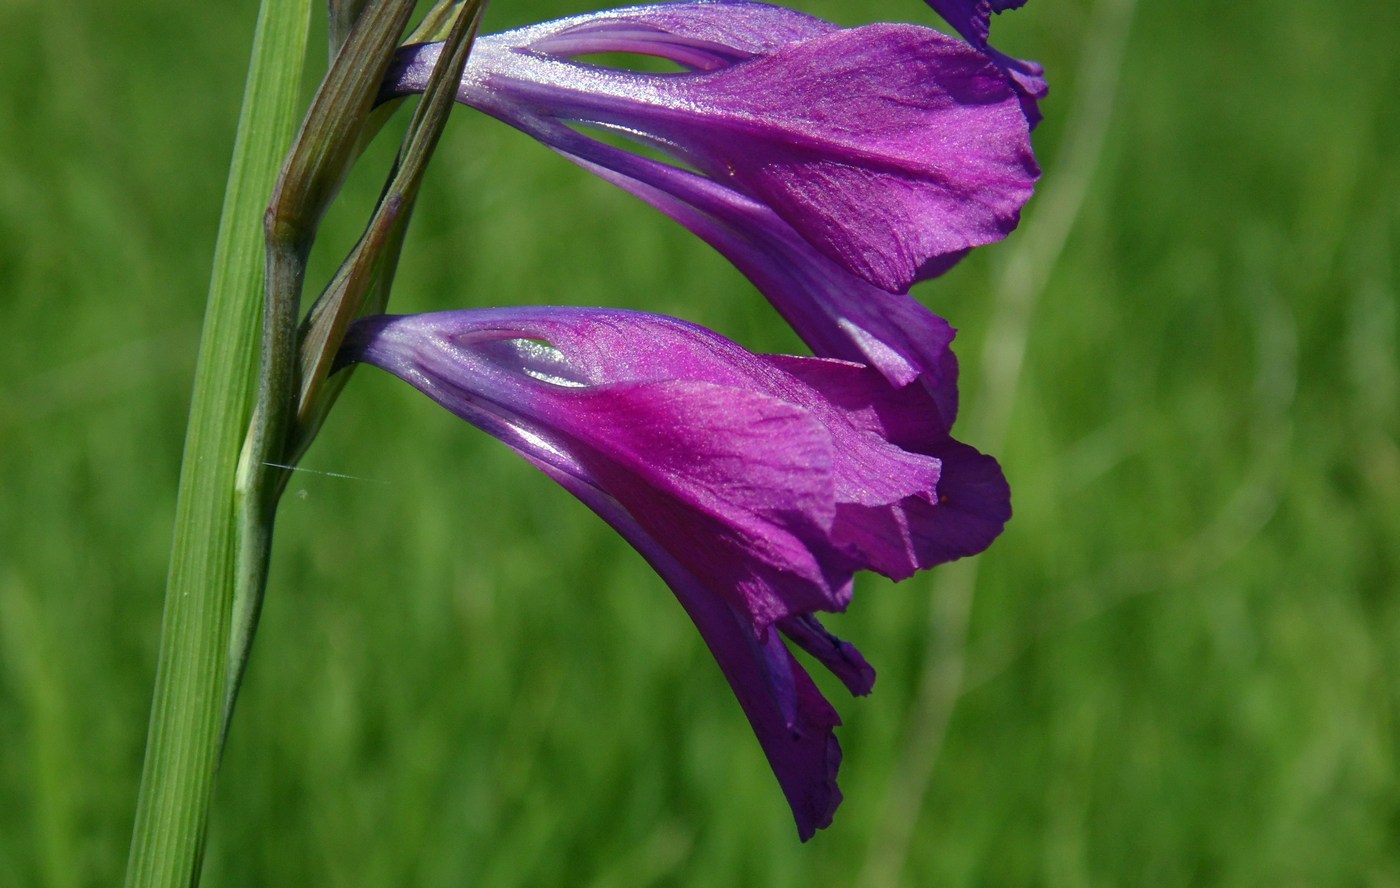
[379,5,1040,391]
[379,2,1042,388]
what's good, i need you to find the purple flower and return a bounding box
[339,306,1010,838]
[384,1,1039,297]
[923,0,1048,125]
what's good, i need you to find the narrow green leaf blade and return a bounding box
[124,0,311,885]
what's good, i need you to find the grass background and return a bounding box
[2,0,1398,883]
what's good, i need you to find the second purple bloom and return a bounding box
[339,306,1010,838]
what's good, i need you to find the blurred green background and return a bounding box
[3,0,1398,883]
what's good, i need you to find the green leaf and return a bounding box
[123,0,311,885]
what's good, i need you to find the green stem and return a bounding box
[124,0,310,884]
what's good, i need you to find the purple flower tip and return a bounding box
[924,0,1047,124]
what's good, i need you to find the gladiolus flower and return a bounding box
[338,306,1010,838]
[383,1,1039,295]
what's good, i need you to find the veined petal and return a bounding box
[645,24,1038,292]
